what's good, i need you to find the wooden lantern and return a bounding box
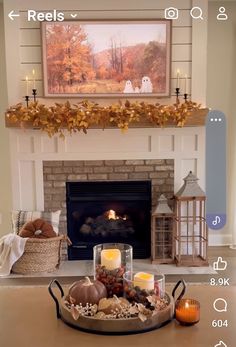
[151,194,174,264]
[174,171,208,267]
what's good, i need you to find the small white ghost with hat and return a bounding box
[123,80,134,93]
[140,76,153,93]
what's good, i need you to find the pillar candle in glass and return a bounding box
[123,271,165,304]
[101,248,121,270]
[94,243,133,297]
[175,299,200,325]
[133,272,154,291]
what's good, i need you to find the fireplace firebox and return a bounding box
[66,181,152,260]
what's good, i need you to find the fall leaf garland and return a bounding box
[6,99,201,137]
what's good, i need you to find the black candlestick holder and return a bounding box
[175,88,180,103]
[32,89,37,102]
[25,95,30,107]
[184,93,188,101]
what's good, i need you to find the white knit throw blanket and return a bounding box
[0,234,28,276]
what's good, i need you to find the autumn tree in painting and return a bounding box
[46,24,95,93]
[139,41,167,92]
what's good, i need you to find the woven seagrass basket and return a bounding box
[12,235,64,274]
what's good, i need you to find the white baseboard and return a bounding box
[209,233,232,246]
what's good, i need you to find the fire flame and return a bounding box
[108,209,117,220]
[106,210,127,221]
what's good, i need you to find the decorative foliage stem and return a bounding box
[6,99,202,138]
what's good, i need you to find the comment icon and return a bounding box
[213,298,227,313]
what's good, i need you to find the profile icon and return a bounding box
[217,7,228,21]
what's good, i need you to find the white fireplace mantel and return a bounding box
[9,126,205,210]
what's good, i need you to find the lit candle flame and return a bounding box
[185,302,190,309]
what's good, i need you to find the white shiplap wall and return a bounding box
[20,10,192,100]
[2,0,207,104]
[3,0,208,105]
[4,0,221,243]
[18,11,192,100]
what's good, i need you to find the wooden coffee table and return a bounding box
[0,284,235,347]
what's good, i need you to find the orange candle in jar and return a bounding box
[175,299,200,325]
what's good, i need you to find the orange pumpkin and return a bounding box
[68,277,107,306]
[19,218,57,238]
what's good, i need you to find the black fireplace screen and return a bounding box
[66,180,151,260]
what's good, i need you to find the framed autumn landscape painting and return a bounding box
[41,20,171,97]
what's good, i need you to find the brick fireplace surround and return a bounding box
[9,127,209,250]
[43,159,174,258]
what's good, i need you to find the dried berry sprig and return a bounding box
[64,294,168,322]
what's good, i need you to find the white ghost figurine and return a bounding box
[140,76,153,93]
[134,87,140,93]
[123,80,134,93]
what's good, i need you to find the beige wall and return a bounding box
[207,1,236,243]
[207,1,236,113]
[0,3,12,236]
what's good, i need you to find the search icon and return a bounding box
[190,6,203,20]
